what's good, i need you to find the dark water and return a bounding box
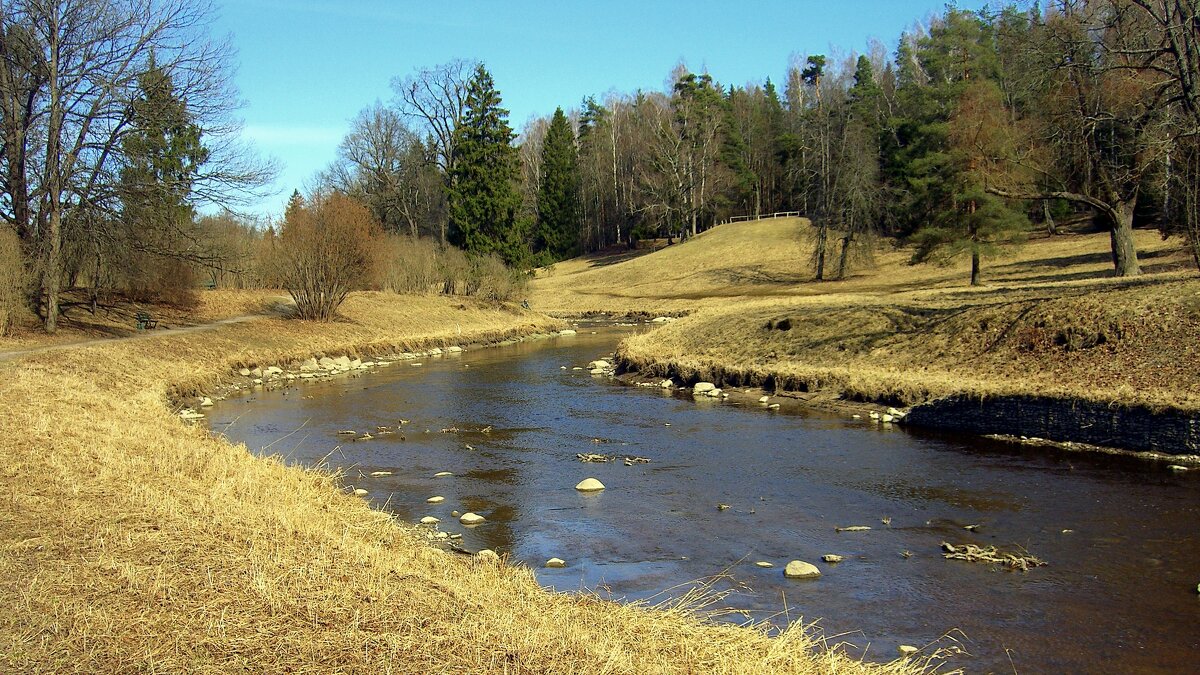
[209,325,1200,673]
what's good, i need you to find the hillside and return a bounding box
[536,218,1200,444]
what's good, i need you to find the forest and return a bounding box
[2,0,1199,328]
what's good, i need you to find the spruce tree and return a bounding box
[535,107,580,260]
[447,64,523,265]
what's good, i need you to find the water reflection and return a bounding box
[210,325,1200,673]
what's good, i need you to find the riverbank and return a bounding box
[531,219,1200,456]
[0,291,911,673]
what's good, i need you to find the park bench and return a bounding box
[135,311,158,330]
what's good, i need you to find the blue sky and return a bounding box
[212,1,991,218]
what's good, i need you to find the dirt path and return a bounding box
[0,304,293,363]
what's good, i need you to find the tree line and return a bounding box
[327,0,1200,284]
[3,1,1198,330]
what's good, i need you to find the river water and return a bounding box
[208,325,1199,673]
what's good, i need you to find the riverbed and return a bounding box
[208,324,1200,673]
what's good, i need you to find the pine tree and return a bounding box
[535,107,580,260]
[447,64,523,265]
[119,55,209,234]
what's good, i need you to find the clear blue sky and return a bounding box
[211,1,990,219]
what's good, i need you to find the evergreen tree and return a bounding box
[447,64,523,265]
[119,55,209,236]
[535,107,580,260]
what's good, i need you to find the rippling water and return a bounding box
[209,325,1200,673]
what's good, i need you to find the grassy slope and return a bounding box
[0,291,907,673]
[533,218,1200,411]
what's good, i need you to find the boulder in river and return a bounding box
[199,397,214,407]
[426,496,445,504]
[755,561,774,568]
[758,396,770,403]
[434,471,454,477]
[459,512,486,525]
[588,360,610,370]
[545,558,567,568]
[822,554,845,563]
[784,560,821,579]
[558,329,577,336]
[352,488,368,497]
[575,477,605,492]
[419,516,440,525]
[898,645,919,657]
[693,382,716,394]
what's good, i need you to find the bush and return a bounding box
[374,235,441,294]
[0,228,29,335]
[275,192,380,320]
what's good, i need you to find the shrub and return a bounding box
[0,228,28,335]
[275,192,380,320]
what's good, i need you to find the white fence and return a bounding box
[720,211,803,225]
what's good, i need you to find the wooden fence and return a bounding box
[720,211,803,225]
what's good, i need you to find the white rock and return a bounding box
[334,355,351,368]
[822,554,845,563]
[459,512,486,525]
[575,477,605,492]
[784,560,821,579]
[558,329,577,336]
[572,367,583,371]
[266,366,283,375]
[758,396,770,403]
[448,345,464,352]
[238,368,251,377]
[353,488,368,496]
[434,471,454,477]
[250,367,263,378]
[898,645,919,657]
[419,516,440,525]
[589,368,607,375]
[545,557,567,568]
[767,403,780,410]
[299,357,318,372]
[755,561,774,568]
[705,388,722,398]
[587,360,611,370]
[659,379,674,389]
[369,471,392,477]
[318,356,336,370]
[198,397,214,407]
[476,549,500,563]
[651,316,674,323]
[693,382,717,394]
[349,358,362,369]
[426,496,445,503]
[882,414,894,423]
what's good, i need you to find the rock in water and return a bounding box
[476,549,500,564]
[587,360,611,370]
[898,645,919,656]
[822,554,845,563]
[426,496,444,504]
[758,396,770,403]
[459,512,486,525]
[755,561,774,568]
[199,397,214,407]
[575,477,605,492]
[784,560,821,579]
[352,488,368,497]
[545,558,567,568]
[419,516,440,525]
[693,382,716,394]
[434,471,454,477]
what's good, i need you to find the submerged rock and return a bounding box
[575,477,605,492]
[784,560,821,579]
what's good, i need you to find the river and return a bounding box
[207,324,1200,673]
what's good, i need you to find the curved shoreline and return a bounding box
[614,348,1200,464]
[0,293,906,673]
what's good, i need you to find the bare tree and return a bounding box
[390,59,475,242]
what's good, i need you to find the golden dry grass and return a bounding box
[0,291,916,673]
[534,218,1200,411]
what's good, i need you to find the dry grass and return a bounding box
[533,217,1200,411]
[0,291,915,673]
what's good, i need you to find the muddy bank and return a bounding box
[614,350,1200,461]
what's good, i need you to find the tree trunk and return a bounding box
[837,234,852,280]
[814,221,827,280]
[45,203,62,333]
[970,250,981,286]
[1043,199,1057,235]
[1109,201,1141,276]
